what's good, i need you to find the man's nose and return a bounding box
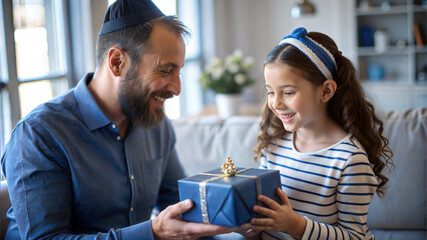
[167,75,181,96]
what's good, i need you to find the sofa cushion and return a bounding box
[367,108,427,232]
[173,115,259,176]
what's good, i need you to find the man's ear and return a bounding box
[108,47,126,77]
[320,79,337,103]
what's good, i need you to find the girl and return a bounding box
[250,27,393,239]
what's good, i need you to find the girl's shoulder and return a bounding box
[341,136,372,165]
[336,134,361,151]
[330,134,368,157]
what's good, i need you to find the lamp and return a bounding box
[291,0,316,18]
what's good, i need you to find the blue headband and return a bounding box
[279,27,337,80]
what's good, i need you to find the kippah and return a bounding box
[279,27,337,80]
[99,0,165,36]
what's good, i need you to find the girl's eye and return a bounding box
[284,91,294,96]
[266,91,274,96]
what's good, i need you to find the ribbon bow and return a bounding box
[221,157,238,176]
[281,27,308,41]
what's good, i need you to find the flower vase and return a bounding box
[215,93,242,118]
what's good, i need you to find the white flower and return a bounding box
[210,57,222,67]
[233,49,243,59]
[227,63,239,74]
[225,55,234,66]
[211,67,224,81]
[205,58,222,73]
[200,49,254,94]
[243,57,254,70]
[235,74,246,85]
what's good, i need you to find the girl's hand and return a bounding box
[250,188,307,239]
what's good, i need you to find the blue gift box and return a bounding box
[178,167,281,227]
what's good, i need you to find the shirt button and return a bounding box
[130,174,134,180]
[117,136,121,141]
[130,207,134,212]
[111,124,116,129]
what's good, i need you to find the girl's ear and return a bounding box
[320,79,337,103]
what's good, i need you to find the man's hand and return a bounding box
[151,199,233,240]
[232,223,260,239]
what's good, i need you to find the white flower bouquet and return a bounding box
[199,49,255,94]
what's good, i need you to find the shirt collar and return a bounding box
[74,73,112,131]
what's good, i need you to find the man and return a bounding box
[1,0,232,239]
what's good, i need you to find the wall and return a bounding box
[69,0,107,84]
[201,0,355,104]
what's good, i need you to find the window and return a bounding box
[0,0,72,179]
[9,0,70,117]
[176,0,204,118]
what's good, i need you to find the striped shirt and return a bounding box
[259,132,377,240]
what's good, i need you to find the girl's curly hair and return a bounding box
[254,31,394,197]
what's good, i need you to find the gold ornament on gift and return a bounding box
[221,157,238,176]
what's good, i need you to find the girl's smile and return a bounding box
[277,112,296,123]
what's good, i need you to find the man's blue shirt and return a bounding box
[1,73,185,239]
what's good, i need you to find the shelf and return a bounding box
[413,5,427,12]
[357,46,410,56]
[355,1,427,110]
[413,46,427,53]
[356,5,408,16]
[361,80,426,87]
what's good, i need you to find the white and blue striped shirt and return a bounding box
[260,132,377,240]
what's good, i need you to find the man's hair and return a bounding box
[96,15,190,68]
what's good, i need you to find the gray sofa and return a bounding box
[1,108,426,239]
[172,108,427,239]
[1,180,10,240]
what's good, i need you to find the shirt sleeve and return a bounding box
[300,153,378,240]
[2,120,156,240]
[258,147,269,169]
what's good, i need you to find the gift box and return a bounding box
[178,163,281,227]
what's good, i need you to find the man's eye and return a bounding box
[157,66,173,75]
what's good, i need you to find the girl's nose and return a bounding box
[272,96,285,110]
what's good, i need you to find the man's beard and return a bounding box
[118,67,171,128]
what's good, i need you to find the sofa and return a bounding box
[1,180,10,240]
[1,108,426,239]
[172,108,427,239]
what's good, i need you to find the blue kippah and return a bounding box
[99,0,165,36]
[279,27,337,80]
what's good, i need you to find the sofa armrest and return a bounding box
[1,180,11,239]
